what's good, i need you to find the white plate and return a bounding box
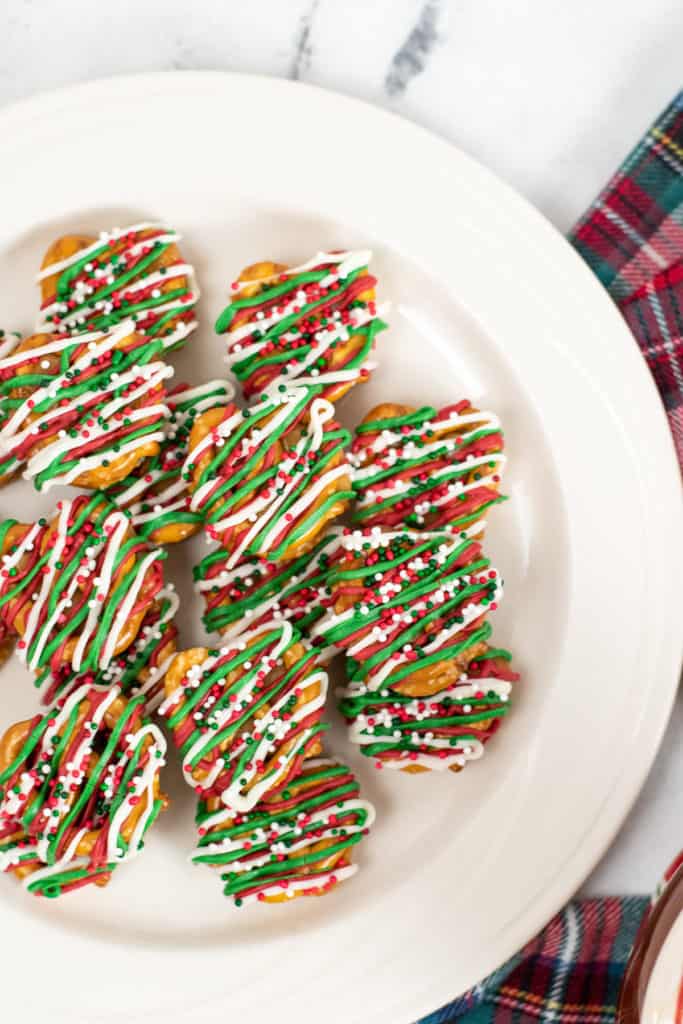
[0,72,681,1024]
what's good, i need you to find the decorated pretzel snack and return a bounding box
[0,683,167,897]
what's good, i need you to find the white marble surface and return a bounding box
[1,0,681,897]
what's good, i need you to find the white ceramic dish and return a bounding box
[0,72,680,1024]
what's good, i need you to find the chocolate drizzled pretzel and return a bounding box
[107,379,234,545]
[349,401,506,538]
[160,622,328,812]
[162,622,375,906]
[215,251,387,406]
[0,495,166,676]
[193,757,374,906]
[185,388,352,565]
[0,322,172,490]
[0,683,168,898]
[35,586,178,713]
[311,528,503,696]
[37,222,199,352]
[194,526,343,660]
[338,645,517,773]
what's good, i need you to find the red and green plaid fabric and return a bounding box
[418,90,683,1024]
[571,89,683,465]
[419,897,648,1024]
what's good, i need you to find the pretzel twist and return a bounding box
[349,401,506,538]
[184,388,352,564]
[0,683,168,898]
[215,251,386,406]
[0,323,172,490]
[37,223,199,352]
[0,495,166,676]
[107,379,233,545]
[162,621,374,905]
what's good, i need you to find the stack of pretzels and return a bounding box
[0,234,517,908]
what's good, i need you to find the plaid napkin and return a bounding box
[419,898,648,1024]
[418,89,683,1024]
[571,89,683,465]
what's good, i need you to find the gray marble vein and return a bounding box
[385,0,442,98]
[290,0,321,80]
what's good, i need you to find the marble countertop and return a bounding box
[1,0,681,896]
